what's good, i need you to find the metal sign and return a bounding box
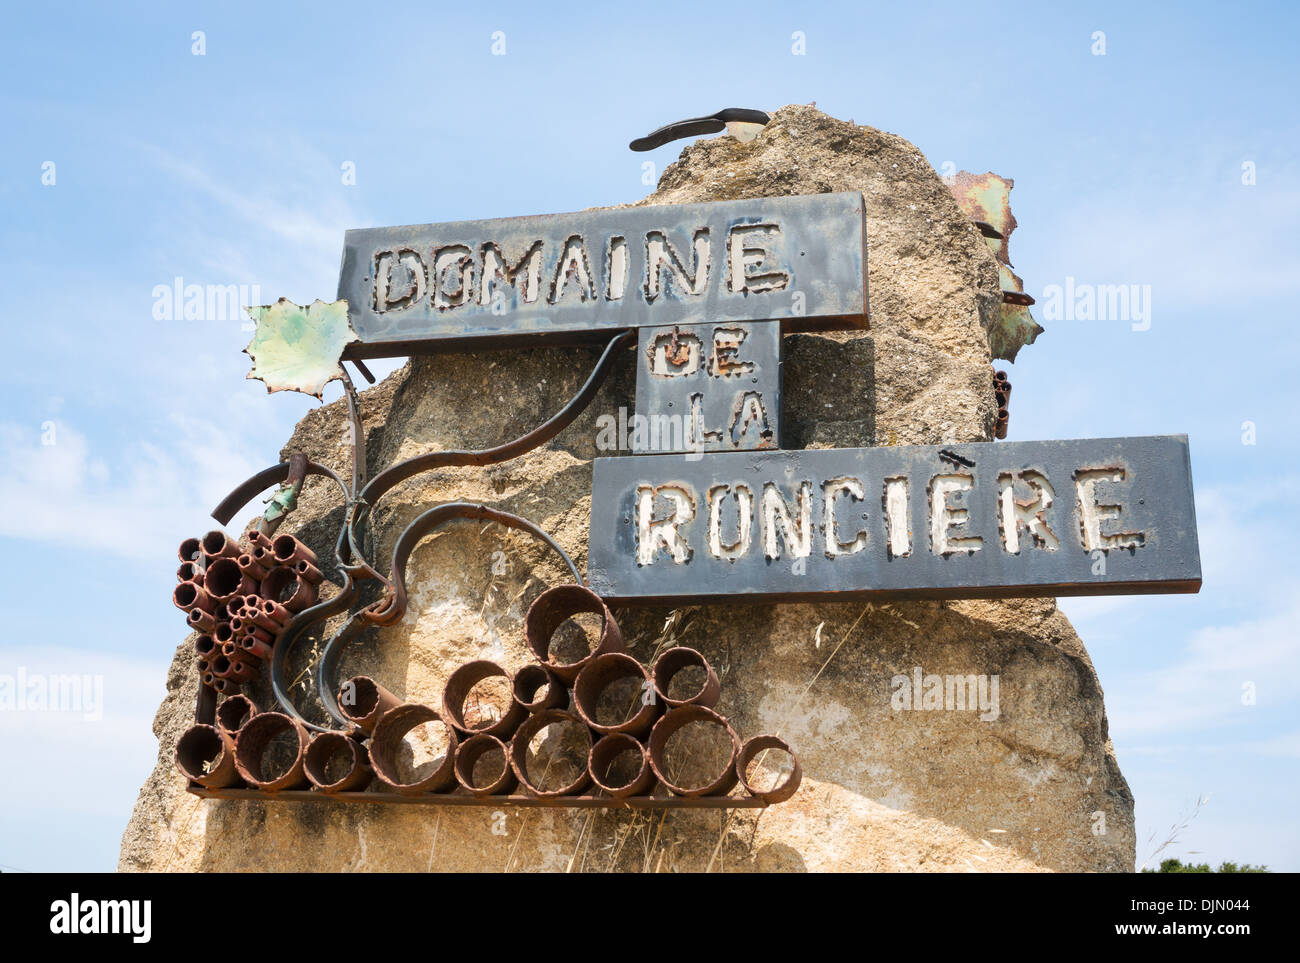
[633,320,782,454]
[586,435,1201,603]
[337,192,868,358]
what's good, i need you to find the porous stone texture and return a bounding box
[121,105,1134,872]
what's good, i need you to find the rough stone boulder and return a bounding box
[121,105,1134,872]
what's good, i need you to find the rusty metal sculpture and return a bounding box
[175,312,800,808]
[180,591,801,808]
[173,528,320,697]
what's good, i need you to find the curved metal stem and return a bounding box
[314,501,584,728]
[203,332,630,726]
[345,329,631,589]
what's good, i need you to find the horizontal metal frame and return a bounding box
[188,786,768,809]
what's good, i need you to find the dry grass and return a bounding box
[1140,793,1210,870]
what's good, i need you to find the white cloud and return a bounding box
[0,645,165,821]
[136,138,366,299]
[0,416,266,561]
[1109,588,1300,736]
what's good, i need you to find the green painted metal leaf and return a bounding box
[244,298,358,399]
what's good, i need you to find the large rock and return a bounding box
[121,105,1134,872]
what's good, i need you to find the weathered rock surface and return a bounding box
[121,105,1134,872]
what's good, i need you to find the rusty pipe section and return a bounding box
[305,731,373,793]
[233,712,311,790]
[271,533,318,568]
[237,552,269,581]
[294,559,324,585]
[369,704,458,794]
[508,709,592,798]
[201,530,241,563]
[525,584,625,683]
[238,636,274,661]
[993,368,1012,440]
[173,581,214,614]
[178,537,203,564]
[647,705,741,797]
[202,558,247,603]
[337,676,401,735]
[511,664,566,714]
[736,734,802,804]
[211,654,257,683]
[573,652,660,737]
[442,661,527,738]
[454,734,516,796]
[216,694,259,737]
[175,724,241,789]
[650,646,720,709]
[588,732,655,798]
[260,567,318,613]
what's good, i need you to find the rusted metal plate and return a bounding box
[336,192,868,358]
[587,435,1201,604]
[949,171,1017,266]
[947,171,1043,362]
[632,320,781,454]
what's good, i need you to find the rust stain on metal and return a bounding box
[947,171,1044,361]
[949,171,1018,264]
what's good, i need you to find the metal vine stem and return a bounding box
[207,331,632,731]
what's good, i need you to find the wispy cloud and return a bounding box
[0,417,265,561]
[0,645,164,826]
[1109,588,1300,735]
[132,136,370,308]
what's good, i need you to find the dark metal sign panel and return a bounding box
[587,435,1201,603]
[633,320,782,454]
[337,192,867,358]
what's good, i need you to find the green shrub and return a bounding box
[1142,858,1269,873]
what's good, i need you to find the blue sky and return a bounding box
[1,0,1296,871]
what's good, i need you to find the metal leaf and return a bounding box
[948,171,1043,362]
[949,171,1017,266]
[244,298,358,400]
